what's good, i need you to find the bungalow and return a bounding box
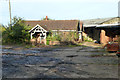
[25,16,83,45]
[82,17,120,45]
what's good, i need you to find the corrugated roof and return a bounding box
[25,20,78,31]
[82,17,115,25]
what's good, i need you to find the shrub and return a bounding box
[46,31,79,45]
[46,31,61,41]
[2,16,30,44]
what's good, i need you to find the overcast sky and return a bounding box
[0,0,120,25]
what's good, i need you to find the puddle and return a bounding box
[66,55,78,58]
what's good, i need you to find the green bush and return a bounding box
[46,31,61,41]
[46,31,79,44]
[2,16,30,44]
[46,39,50,45]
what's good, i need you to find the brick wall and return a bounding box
[100,29,119,45]
[49,41,60,45]
[30,38,46,45]
[100,30,109,45]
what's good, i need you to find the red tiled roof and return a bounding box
[25,20,79,31]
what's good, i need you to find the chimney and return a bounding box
[45,16,48,21]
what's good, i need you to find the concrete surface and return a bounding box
[2,45,119,78]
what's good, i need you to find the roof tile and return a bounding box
[25,20,79,31]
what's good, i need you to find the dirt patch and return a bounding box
[81,42,102,48]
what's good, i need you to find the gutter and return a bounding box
[96,23,120,28]
[83,25,97,28]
